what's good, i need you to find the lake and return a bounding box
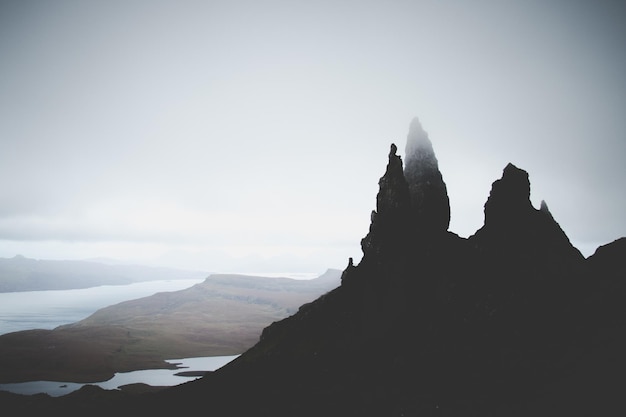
[0,278,205,335]
[0,355,239,397]
[0,280,239,397]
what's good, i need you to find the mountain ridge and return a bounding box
[0,269,341,383]
[3,119,624,416]
[153,120,624,416]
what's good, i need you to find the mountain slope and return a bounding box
[0,270,340,383]
[147,121,624,416]
[3,119,624,416]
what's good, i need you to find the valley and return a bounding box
[0,269,341,384]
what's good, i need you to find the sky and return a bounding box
[1,0,625,274]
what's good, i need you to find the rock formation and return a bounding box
[360,143,410,260]
[403,117,450,234]
[469,162,584,271]
[6,119,625,417]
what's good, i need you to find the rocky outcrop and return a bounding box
[469,162,584,271]
[404,117,450,234]
[360,143,410,260]
[466,163,587,347]
[12,119,626,417]
[168,123,606,416]
[481,162,532,227]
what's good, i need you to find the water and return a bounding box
[0,279,205,335]
[0,279,240,396]
[0,355,239,397]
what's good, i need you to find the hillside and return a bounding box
[0,270,340,383]
[148,119,626,416]
[2,118,624,416]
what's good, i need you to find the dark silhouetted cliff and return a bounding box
[404,117,450,234]
[4,119,625,416]
[144,119,624,416]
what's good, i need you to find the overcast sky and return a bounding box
[1,0,624,274]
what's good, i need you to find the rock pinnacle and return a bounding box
[403,117,451,233]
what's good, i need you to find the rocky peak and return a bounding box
[31,118,626,417]
[403,117,450,234]
[470,162,583,267]
[375,143,409,216]
[482,162,532,227]
[360,143,410,259]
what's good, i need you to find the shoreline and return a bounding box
[0,355,238,397]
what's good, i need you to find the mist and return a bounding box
[1,0,624,272]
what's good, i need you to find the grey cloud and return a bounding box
[0,0,624,269]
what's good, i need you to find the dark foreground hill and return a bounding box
[0,270,340,383]
[4,118,625,416]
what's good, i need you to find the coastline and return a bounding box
[0,355,238,397]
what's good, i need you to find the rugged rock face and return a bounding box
[149,121,614,417]
[469,162,584,272]
[360,143,411,260]
[403,117,450,234]
[482,162,533,227]
[9,119,625,417]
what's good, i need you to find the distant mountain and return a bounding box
[0,269,341,383]
[0,256,208,292]
[3,119,624,416]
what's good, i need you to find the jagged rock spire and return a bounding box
[376,143,410,216]
[482,162,532,227]
[360,119,451,259]
[470,162,584,265]
[403,117,450,234]
[360,143,410,258]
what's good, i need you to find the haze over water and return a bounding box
[0,279,204,335]
[1,1,624,273]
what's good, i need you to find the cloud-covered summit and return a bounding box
[404,117,450,233]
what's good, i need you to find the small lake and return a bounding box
[0,279,205,335]
[0,355,239,397]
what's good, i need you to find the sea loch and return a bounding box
[0,355,239,396]
[0,279,205,335]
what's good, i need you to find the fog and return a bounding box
[0,279,204,334]
[1,0,624,272]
